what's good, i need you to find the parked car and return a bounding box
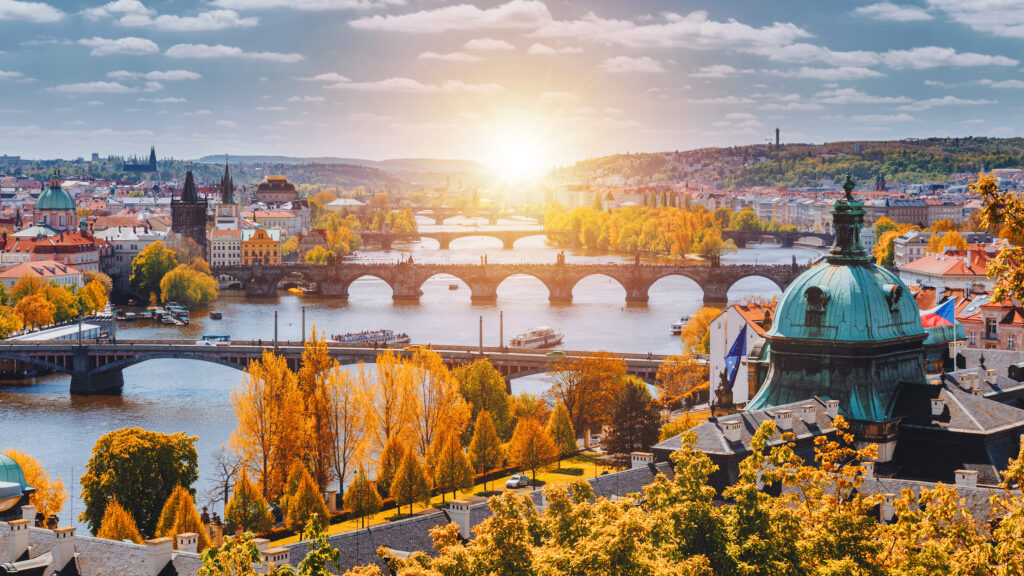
[545,351,565,357]
[505,473,530,489]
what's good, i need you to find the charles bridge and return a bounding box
[358,229,577,250]
[0,340,668,395]
[213,260,812,306]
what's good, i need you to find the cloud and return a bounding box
[215,120,237,127]
[0,0,64,22]
[769,66,884,80]
[757,101,825,110]
[852,2,932,21]
[814,88,912,104]
[686,96,755,104]
[81,0,151,21]
[898,95,995,110]
[255,106,288,111]
[210,0,404,10]
[327,77,505,94]
[689,64,749,78]
[526,43,581,55]
[348,112,392,121]
[350,0,552,33]
[418,51,483,62]
[599,55,664,74]
[138,97,186,102]
[0,70,24,80]
[183,109,212,116]
[539,91,578,102]
[753,43,1016,70]
[109,69,201,81]
[79,37,159,56]
[464,37,515,51]
[881,47,1017,69]
[143,81,162,92]
[926,0,1024,39]
[979,79,1024,89]
[298,72,350,82]
[852,113,917,122]
[49,81,135,94]
[82,0,258,31]
[165,44,304,62]
[287,96,326,102]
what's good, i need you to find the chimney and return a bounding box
[862,461,875,478]
[955,469,978,489]
[630,452,654,470]
[261,547,290,567]
[986,368,997,384]
[252,538,269,552]
[773,409,793,431]
[880,493,897,522]
[145,537,173,576]
[971,386,983,396]
[176,532,198,554]
[722,419,741,443]
[799,404,816,425]
[8,519,28,561]
[931,397,945,417]
[825,399,840,419]
[324,490,337,515]
[21,504,35,523]
[52,526,76,572]
[447,499,473,540]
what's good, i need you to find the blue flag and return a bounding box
[724,324,747,392]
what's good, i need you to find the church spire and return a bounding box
[180,166,200,204]
[826,173,870,265]
[220,157,234,204]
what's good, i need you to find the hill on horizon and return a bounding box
[195,155,490,174]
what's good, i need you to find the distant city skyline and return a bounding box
[3,0,1024,173]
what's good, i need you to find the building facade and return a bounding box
[241,228,281,265]
[254,175,298,205]
[170,169,208,255]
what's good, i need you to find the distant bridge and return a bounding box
[358,229,577,250]
[0,340,668,395]
[404,206,543,226]
[721,230,834,248]
[213,261,810,305]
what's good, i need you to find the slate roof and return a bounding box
[896,381,1024,435]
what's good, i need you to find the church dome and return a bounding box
[0,454,27,490]
[36,176,76,212]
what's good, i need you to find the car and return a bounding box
[403,345,425,351]
[505,473,530,489]
[545,351,565,358]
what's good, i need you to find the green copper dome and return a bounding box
[36,177,76,212]
[0,454,27,491]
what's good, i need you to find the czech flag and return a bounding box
[920,298,955,328]
[724,324,747,392]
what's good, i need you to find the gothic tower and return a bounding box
[171,168,208,254]
[215,159,240,230]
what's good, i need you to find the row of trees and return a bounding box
[130,239,218,308]
[0,271,110,337]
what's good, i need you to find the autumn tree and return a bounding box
[130,240,179,302]
[80,427,198,537]
[4,449,66,517]
[390,450,431,516]
[602,378,662,465]
[10,275,45,301]
[409,350,470,458]
[508,418,558,486]
[0,306,23,338]
[327,365,365,494]
[96,499,143,544]
[873,216,898,241]
[510,393,550,426]
[231,350,303,501]
[304,245,334,264]
[468,410,502,491]
[696,228,737,265]
[656,354,710,400]
[549,352,628,438]
[926,230,967,254]
[15,292,54,328]
[343,470,382,529]
[286,466,329,531]
[77,278,110,315]
[975,171,1024,301]
[156,485,211,551]
[83,270,114,293]
[224,469,273,534]
[454,358,513,441]
[43,284,78,323]
[430,430,474,503]
[546,402,577,468]
[928,218,958,232]
[296,329,336,490]
[376,435,406,498]
[679,307,721,354]
[197,532,264,576]
[362,351,416,454]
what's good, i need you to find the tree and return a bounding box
[409,350,470,459]
[197,532,263,576]
[696,228,737,265]
[361,351,416,454]
[468,410,502,491]
[286,467,329,531]
[511,393,550,426]
[43,284,78,323]
[96,499,143,544]
[281,236,299,256]
[602,379,661,465]
[296,330,336,490]
[83,270,114,293]
[546,402,577,468]
[976,171,1024,301]
[343,470,382,529]
[874,227,911,266]
[873,216,898,241]
[225,469,273,535]
[454,359,512,441]
[156,485,211,551]
[376,435,406,498]
[160,264,219,309]
[130,241,178,301]
[326,365,365,495]
[928,218,958,232]
[231,351,303,501]
[508,418,558,486]
[304,245,334,264]
[549,352,628,437]
[0,306,23,338]
[206,445,240,517]
[729,208,761,232]
[165,233,206,268]
[926,230,967,254]
[292,514,341,575]
[10,275,45,301]
[77,278,110,315]
[680,307,721,354]
[15,292,54,328]
[656,354,710,400]
[390,450,431,516]
[4,449,65,517]
[430,430,474,503]
[80,427,198,537]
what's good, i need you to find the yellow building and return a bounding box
[241,227,281,265]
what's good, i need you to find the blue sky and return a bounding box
[2,0,1024,168]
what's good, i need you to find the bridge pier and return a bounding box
[70,348,124,394]
[245,281,278,297]
[437,238,452,250]
[548,285,573,303]
[319,283,349,298]
[625,285,649,304]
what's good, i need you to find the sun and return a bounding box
[486,119,549,180]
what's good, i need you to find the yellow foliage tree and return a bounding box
[96,499,143,543]
[224,469,273,534]
[15,292,55,328]
[296,329,337,490]
[3,449,66,518]
[926,230,967,254]
[409,350,470,458]
[0,306,23,339]
[508,418,558,486]
[327,365,366,494]
[679,307,721,355]
[390,450,431,516]
[361,351,417,453]
[285,466,329,531]
[156,485,211,551]
[656,354,709,400]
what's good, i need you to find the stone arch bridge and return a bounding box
[721,230,834,248]
[213,261,810,306]
[358,229,578,250]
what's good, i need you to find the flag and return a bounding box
[723,324,747,392]
[920,298,955,328]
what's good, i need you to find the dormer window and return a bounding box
[883,284,903,313]
[804,286,829,326]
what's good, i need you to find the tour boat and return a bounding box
[509,326,564,349]
[287,287,304,295]
[671,315,690,335]
[209,311,223,320]
[331,329,411,346]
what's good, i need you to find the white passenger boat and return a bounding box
[509,326,564,349]
[671,315,690,335]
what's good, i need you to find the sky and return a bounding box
[3,0,1024,172]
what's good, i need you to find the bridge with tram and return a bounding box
[0,340,669,395]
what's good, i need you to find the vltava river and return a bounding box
[0,219,819,528]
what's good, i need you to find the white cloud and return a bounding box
[0,0,64,22]
[108,69,201,81]
[256,106,288,111]
[210,0,404,10]
[926,0,1024,39]
[79,37,159,56]
[143,81,162,92]
[598,55,664,74]
[82,0,258,31]
[165,44,304,63]
[689,64,749,78]
[980,79,1024,89]
[539,91,578,102]
[418,51,483,62]
[350,0,552,33]
[814,88,912,104]
[899,95,995,110]
[138,97,186,103]
[183,109,212,116]
[327,77,505,94]
[770,66,884,80]
[526,43,581,55]
[852,2,932,21]
[852,113,917,122]
[81,0,150,21]
[686,96,755,104]
[287,96,326,102]
[881,47,1017,69]
[464,37,514,51]
[0,70,24,80]
[298,72,350,82]
[757,101,825,110]
[215,120,237,127]
[49,81,135,94]
[348,112,392,121]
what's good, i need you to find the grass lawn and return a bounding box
[269,454,616,546]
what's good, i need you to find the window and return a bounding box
[986,317,998,339]
[969,332,977,347]
[1010,335,1016,350]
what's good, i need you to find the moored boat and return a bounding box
[331,329,411,346]
[671,315,690,335]
[509,326,563,349]
[209,311,223,320]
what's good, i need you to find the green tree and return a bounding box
[197,532,265,576]
[304,245,334,264]
[225,469,273,534]
[291,514,341,575]
[79,427,198,537]
[130,241,179,302]
[508,418,558,486]
[601,378,661,465]
[468,410,503,491]
[546,401,577,469]
[376,435,405,498]
[390,450,431,516]
[729,208,761,231]
[160,264,219,309]
[430,430,474,503]
[286,467,330,531]
[343,470,382,529]
[454,358,512,441]
[96,499,143,543]
[696,229,737,265]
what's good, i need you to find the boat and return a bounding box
[161,316,184,326]
[670,315,690,335]
[332,329,411,346]
[448,283,459,290]
[209,311,223,320]
[509,326,564,349]
[287,287,304,295]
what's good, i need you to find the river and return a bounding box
[0,218,820,528]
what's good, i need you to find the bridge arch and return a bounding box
[796,236,828,247]
[569,273,629,303]
[0,352,72,375]
[416,272,472,301]
[725,274,785,303]
[91,353,247,375]
[343,273,396,300]
[442,234,504,250]
[495,273,553,301]
[645,273,706,304]
[509,233,556,250]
